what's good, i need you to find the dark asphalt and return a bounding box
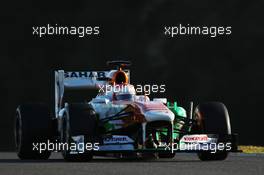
[0,152,263,175]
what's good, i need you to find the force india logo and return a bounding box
[182,135,209,143]
[104,137,127,142]
[103,135,134,144]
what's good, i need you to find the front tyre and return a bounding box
[193,102,231,161]
[61,103,97,162]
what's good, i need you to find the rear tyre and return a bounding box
[15,104,52,160]
[61,103,97,162]
[193,102,231,161]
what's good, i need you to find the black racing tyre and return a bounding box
[193,102,231,161]
[15,104,52,160]
[61,103,97,162]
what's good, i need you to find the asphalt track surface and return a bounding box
[0,152,263,175]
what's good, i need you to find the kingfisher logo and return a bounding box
[182,135,209,143]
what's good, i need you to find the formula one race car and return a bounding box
[15,61,238,161]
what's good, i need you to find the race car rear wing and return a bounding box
[54,70,130,118]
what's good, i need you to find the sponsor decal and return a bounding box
[98,144,134,151]
[181,135,209,143]
[103,135,134,144]
[64,71,106,79]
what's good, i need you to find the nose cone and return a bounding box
[144,110,175,122]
